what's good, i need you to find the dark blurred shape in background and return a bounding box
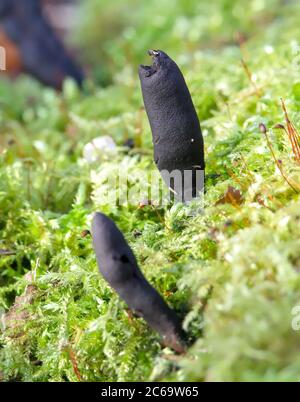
[0,0,295,90]
[0,0,84,89]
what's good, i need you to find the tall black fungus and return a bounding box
[92,212,186,353]
[139,50,205,202]
[0,0,84,89]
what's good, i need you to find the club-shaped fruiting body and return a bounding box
[0,0,84,89]
[139,50,205,201]
[92,212,185,353]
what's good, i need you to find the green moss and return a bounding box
[1,0,300,382]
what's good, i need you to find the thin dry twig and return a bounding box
[68,346,82,382]
[279,99,300,164]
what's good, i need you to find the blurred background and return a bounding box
[1,0,300,87]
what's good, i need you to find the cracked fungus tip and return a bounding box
[148,49,159,57]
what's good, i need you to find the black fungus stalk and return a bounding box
[139,50,205,202]
[92,212,186,353]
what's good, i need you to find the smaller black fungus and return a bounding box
[92,212,186,353]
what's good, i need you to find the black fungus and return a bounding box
[92,212,186,353]
[0,0,84,89]
[139,50,205,201]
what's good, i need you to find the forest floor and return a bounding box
[1,0,300,381]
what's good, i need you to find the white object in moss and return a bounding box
[83,136,117,163]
